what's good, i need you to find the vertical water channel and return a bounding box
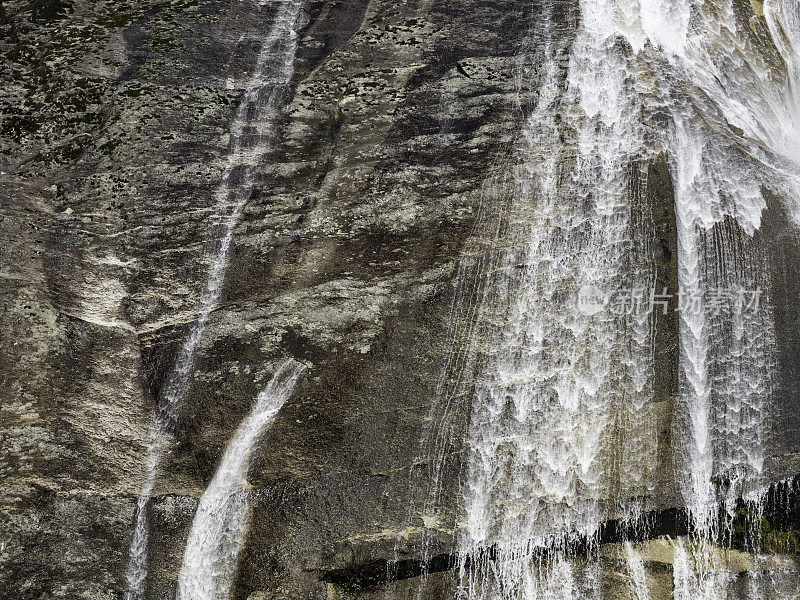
[124,1,305,597]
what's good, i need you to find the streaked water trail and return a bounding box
[124,1,305,597]
[175,359,305,600]
[765,0,800,118]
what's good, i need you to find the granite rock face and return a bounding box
[0,0,544,597]
[1,0,799,599]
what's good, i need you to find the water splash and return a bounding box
[175,359,305,600]
[124,2,305,597]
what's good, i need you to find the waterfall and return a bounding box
[124,2,305,597]
[175,359,305,600]
[624,542,650,600]
[437,0,800,598]
[456,0,660,596]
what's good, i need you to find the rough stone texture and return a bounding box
[0,0,540,597]
[1,0,799,599]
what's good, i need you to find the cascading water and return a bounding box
[124,2,305,597]
[655,0,795,593]
[454,0,661,596]
[418,0,800,598]
[624,541,650,600]
[175,359,305,600]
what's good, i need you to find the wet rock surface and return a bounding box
[0,0,540,597]
[2,0,800,599]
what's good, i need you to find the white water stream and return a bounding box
[175,359,305,600]
[124,1,305,597]
[624,541,650,600]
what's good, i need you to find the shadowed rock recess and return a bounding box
[2,0,800,599]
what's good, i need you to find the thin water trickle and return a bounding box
[124,1,305,597]
[175,359,305,600]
